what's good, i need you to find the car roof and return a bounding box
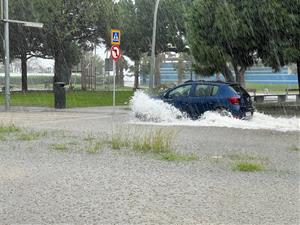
[183,80,237,86]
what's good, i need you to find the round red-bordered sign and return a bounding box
[111,45,122,62]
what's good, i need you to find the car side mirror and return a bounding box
[163,92,169,99]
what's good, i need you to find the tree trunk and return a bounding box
[54,50,70,109]
[21,54,28,92]
[233,63,246,87]
[154,54,161,88]
[54,50,71,84]
[297,59,300,95]
[239,68,246,88]
[119,58,124,87]
[178,57,184,84]
[133,60,139,90]
[221,65,235,82]
[81,58,87,91]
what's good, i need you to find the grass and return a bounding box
[108,129,198,161]
[132,129,174,154]
[83,133,96,142]
[111,136,124,150]
[227,153,267,161]
[50,143,68,152]
[0,124,20,141]
[0,124,20,133]
[232,162,264,172]
[111,136,131,150]
[86,141,104,154]
[245,83,298,93]
[17,131,47,141]
[0,134,6,141]
[0,91,133,107]
[227,152,267,172]
[289,145,300,152]
[160,152,199,161]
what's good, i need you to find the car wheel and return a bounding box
[215,107,232,117]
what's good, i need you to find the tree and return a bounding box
[0,0,44,92]
[188,0,300,88]
[253,0,300,93]
[117,0,187,89]
[187,0,259,87]
[31,0,112,84]
[116,0,147,89]
[138,0,187,87]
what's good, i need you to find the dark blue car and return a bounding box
[159,80,254,119]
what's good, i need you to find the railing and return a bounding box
[247,88,300,103]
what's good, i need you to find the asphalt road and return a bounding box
[0,106,299,224]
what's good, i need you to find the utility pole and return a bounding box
[149,0,161,90]
[1,0,43,110]
[3,0,10,110]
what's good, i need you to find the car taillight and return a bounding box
[229,97,240,105]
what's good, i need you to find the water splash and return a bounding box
[129,91,188,122]
[129,91,300,132]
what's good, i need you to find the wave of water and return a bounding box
[129,91,300,132]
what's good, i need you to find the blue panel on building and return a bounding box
[141,64,298,85]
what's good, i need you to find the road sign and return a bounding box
[111,45,122,62]
[111,29,121,45]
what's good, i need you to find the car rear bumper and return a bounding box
[231,107,254,119]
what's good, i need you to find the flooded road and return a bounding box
[130,91,300,132]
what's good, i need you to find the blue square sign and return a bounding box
[111,29,121,45]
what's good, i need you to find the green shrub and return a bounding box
[233,162,264,172]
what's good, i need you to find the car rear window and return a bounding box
[229,85,249,96]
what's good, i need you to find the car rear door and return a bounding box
[188,84,221,117]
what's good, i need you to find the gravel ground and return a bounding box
[0,106,299,225]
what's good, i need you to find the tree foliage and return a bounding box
[187,0,300,87]
[116,0,187,88]
[30,0,112,83]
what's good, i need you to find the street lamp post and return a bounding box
[1,0,43,110]
[149,0,161,90]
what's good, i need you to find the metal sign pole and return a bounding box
[4,0,10,110]
[113,60,116,113]
[110,28,121,135]
[1,0,43,110]
[112,59,116,137]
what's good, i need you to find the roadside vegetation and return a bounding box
[289,145,300,152]
[232,162,265,172]
[0,91,133,108]
[0,124,20,141]
[160,152,199,161]
[0,124,20,133]
[50,144,68,152]
[245,84,298,94]
[17,131,47,141]
[86,141,104,154]
[108,129,199,162]
[227,153,268,172]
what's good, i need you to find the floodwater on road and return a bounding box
[130,91,300,132]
